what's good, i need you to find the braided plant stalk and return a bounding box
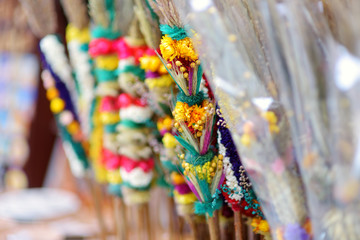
[88,0,133,238]
[217,108,270,239]
[115,17,156,239]
[39,35,109,240]
[135,1,204,237]
[20,0,109,236]
[149,1,228,239]
[171,1,310,239]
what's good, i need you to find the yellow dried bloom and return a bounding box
[258,220,270,232]
[66,24,90,43]
[157,116,173,131]
[163,133,177,149]
[139,55,164,72]
[176,37,198,61]
[145,75,173,89]
[95,55,118,70]
[160,35,177,61]
[107,170,122,184]
[188,104,205,127]
[174,101,189,122]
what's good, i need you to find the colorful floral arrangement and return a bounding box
[216,107,264,215]
[40,35,89,178]
[155,115,198,215]
[140,49,174,115]
[250,218,271,237]
[99,95,122,195]
[88,0,123,191]
[149,3,224,224]
[66,24,95,138]
[115,19,156,205]
[64,22,110,183]
[134,0,201,222]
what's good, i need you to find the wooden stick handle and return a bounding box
[234,211,244,240]
[178,216,185,240]
[60,0,89,29]
[86,178,107,240]
[144,203,153,240]
[254,233,261,240]
[120,199,128,240]
[137,205,143,240]
[114,197,128,240]
[184,215,197,240]
[168,197,176,240]
[207,210,221,240]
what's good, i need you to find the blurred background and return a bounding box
[0,0,68,190]
[0,1,116,239]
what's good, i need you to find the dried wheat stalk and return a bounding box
[18,0,57,37]
[61,0,89,29]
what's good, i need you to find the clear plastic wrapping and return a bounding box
[173,1,310,239]
[247,1,360,239]
[242,1,333,239]
[174,0,360,239]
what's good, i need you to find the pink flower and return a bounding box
[271,158,285,175]
[99,96,118,112]
[89,38,114,57]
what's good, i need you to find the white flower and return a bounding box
[118,58,135,69]
[63,141,86,178]
[218,129,243,201]
[40,35,78,113]
[119,167,153,187]
[67,38,95,137]
[119,105,153,123]
[118,145,152,160]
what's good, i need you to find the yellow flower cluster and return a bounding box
[240,121,255,147]
[171,171,197,205]
[100,112,120,125]
[95,55,119,71]
[145,75,173,89]
[50,97,65,114]
[157,116,173,132]
[160,36,177,61]
[262,111,280,134]
[251,218,270,233]
[181,154,223,183]
[47,87,85,142]
[46,87,59,100]
[89,99,107,183]
[107,170,122,184]
[66,24,90,43]
[163,133,177,149]
[139,55,168,74]
[47,86,63,113]
[171,172,186,185]
[67,121,80,135]
[160,35,198,62]
[173,100,213,137]
[173,190,197,205]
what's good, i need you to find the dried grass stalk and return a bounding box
[134,0,161,49]
[150,0,182,27]
[18,0,57,37]
[61,0,89,29]
[89,0,109,28]
[113,0,134,35]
